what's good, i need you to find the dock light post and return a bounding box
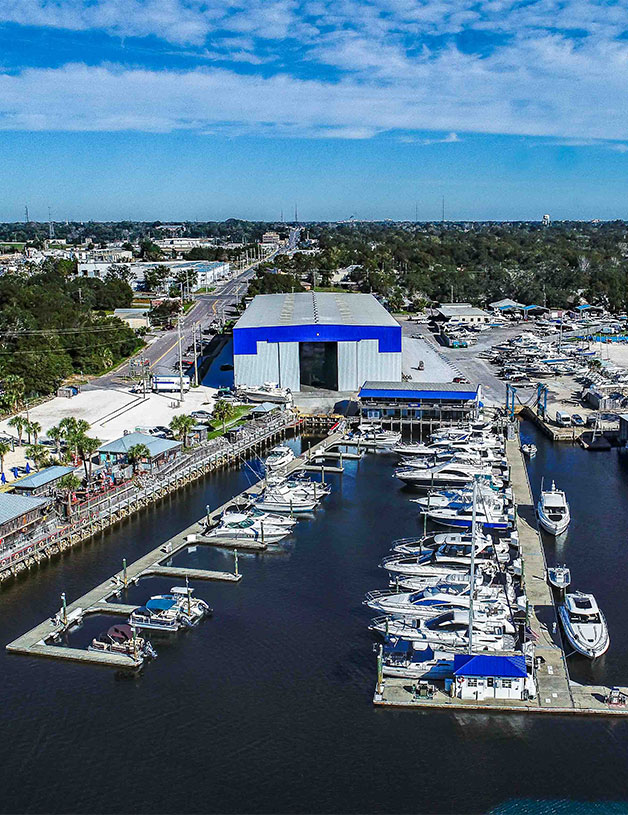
[321,464,325,485]
[376,643,384,696]
[234,548,239,576]
[61,592,67,626]
[290,499,293,520]
[123,558,127,588]
[206,504,211,528]
[261,520,265,544]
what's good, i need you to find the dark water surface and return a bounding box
[2,430,628,814]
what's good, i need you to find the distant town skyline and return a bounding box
[1,1,628,221]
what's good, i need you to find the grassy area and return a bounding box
[313,286,347,293]
[205,405,252,440]
[195,286,216,294]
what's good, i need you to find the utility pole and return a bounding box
[177,316,184,403]
[192,321,199,387]
[48,207,54,240]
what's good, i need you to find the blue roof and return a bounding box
[453,654,527,678]
[12,465,77,490]
[359,381,479,401]
[99,432,181,458]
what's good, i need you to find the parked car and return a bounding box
[555,411,572,427]
[586,413,599,427]
[453,376,470,384]
[571,414,585,426]
[191,410,213,423]
[152,425,174,438]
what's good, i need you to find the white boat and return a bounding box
[264,445,295,470]
[425,500,514,531]
[89,623,157,661]
[537,480,570,535]
[220,507,297,529]
[255,483,319,513]
[129,588,211,632]
[391,530,492,555]
[548,565,571,590]
[364,583,511,618]
[521,443,537,458]
[238,382,292,404]
[205,516,290,544]
[412,485,512,511]
[396,438,504,457]
[401,448,507,469]
[370,609,516,650]
[382,538,509,576]
[381,641,456,679]
[394,461,503,489]
[355,425,402,448]
[558,592,609,658]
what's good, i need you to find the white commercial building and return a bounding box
[233,292,402,392]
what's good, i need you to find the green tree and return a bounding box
[1,375,25,412]
[57,472,82,516]
[76,434,101,481]
[212,399,236,433]
[0,440,11,474]
[29,420,41,446]
[47,425,63,457]
[8,415,25,446]
[26,444,49,470]
[126,442,150,472]
[170,414,197,447]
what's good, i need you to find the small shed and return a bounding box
[57,385,80,398]
[0,493,50,547]
[98,432,181,467]
[453,654,528,701]
[249,402,280,415]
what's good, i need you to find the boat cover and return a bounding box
[146,596,177,612]
[108,623,133,641]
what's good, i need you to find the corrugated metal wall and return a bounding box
[234,341,279,386]
[278,342,300,391]
[357,339,401,385]
[337,341,358,390]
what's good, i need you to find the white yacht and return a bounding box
[220,507,297,529]
[548,565,571,590]
[425,500,514,531]
[558,592,609,658]
[396,437,504,457]
[391,530,492,555]
[364,583,511,618]
[238,382,292,404]
[537,480,570,535]
[255,483,319,513]
[394,461,503,489]
[355,425,402,448]
[382,538,509,576]
[264,445,296,470]
[205,516,290,544]
[412,485,512,511]
[401,448,507,469]
[381,641,456,679]
[370,609,516,650]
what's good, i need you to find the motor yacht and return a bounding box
[238,382,292,404]
[220,507,297,529]
[412,485,512,511]
[521,443,537,458]
[264,445,295,470]
[558,592,609,658]
[355,426,401,448]
[370,609,516,649]
[548,565,571,590]
[381,640,456,679]
[255,483,319,513]
[537,480,570,535]
[394,461,504,489]
[382,538,509,576]
[390,530,492,555]
[425,500,514,531]
[364,583,511,618]
[205,516,290,544]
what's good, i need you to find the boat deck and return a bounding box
[373,438,628,716]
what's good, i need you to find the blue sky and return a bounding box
[1,0,628,221]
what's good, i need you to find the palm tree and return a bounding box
[8,415,24,446]
[126,443,150,472]
[25,444,49,471]
[213,399,237,433]
[2,375,25,412]
[29,420,42,446]
[24,420,33,445]
[170,414,197,448]
[0,440,11,474]
[76,434,101,482]
[57,473,82,517]
[59,417,90,459]
[48,425,63,457]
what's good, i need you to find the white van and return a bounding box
[555,411,571,427]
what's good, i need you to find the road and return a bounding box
[88,263,258,389]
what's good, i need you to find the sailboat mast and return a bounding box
[468,477,477,653]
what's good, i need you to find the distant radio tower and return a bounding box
[294,202,298,224]
[24,204,29,223]
[48,207,55,240]
[280,208,284,223]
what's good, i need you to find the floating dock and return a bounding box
[374,438,628,716]
[6,431,345,669]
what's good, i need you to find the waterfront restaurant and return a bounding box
[0,493,50,549]
[358,381,482,425]
[453,654,528,701]
[98,432,182,469]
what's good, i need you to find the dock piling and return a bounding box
[234,548,239,577]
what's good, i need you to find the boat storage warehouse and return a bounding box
[233,292,402,392]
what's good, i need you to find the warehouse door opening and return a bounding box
[299,342,338,391]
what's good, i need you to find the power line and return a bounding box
[0,325,137,337]
[0,340,135,355]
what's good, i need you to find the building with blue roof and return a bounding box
[12,465,80,496]
[358,381,481,424]
[453,654,530,701]
[98,432,182,467]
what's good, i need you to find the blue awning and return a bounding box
[146,596,177,612]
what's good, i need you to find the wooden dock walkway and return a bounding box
[6,431,343,670]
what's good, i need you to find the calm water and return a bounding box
[2,428,628,814]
